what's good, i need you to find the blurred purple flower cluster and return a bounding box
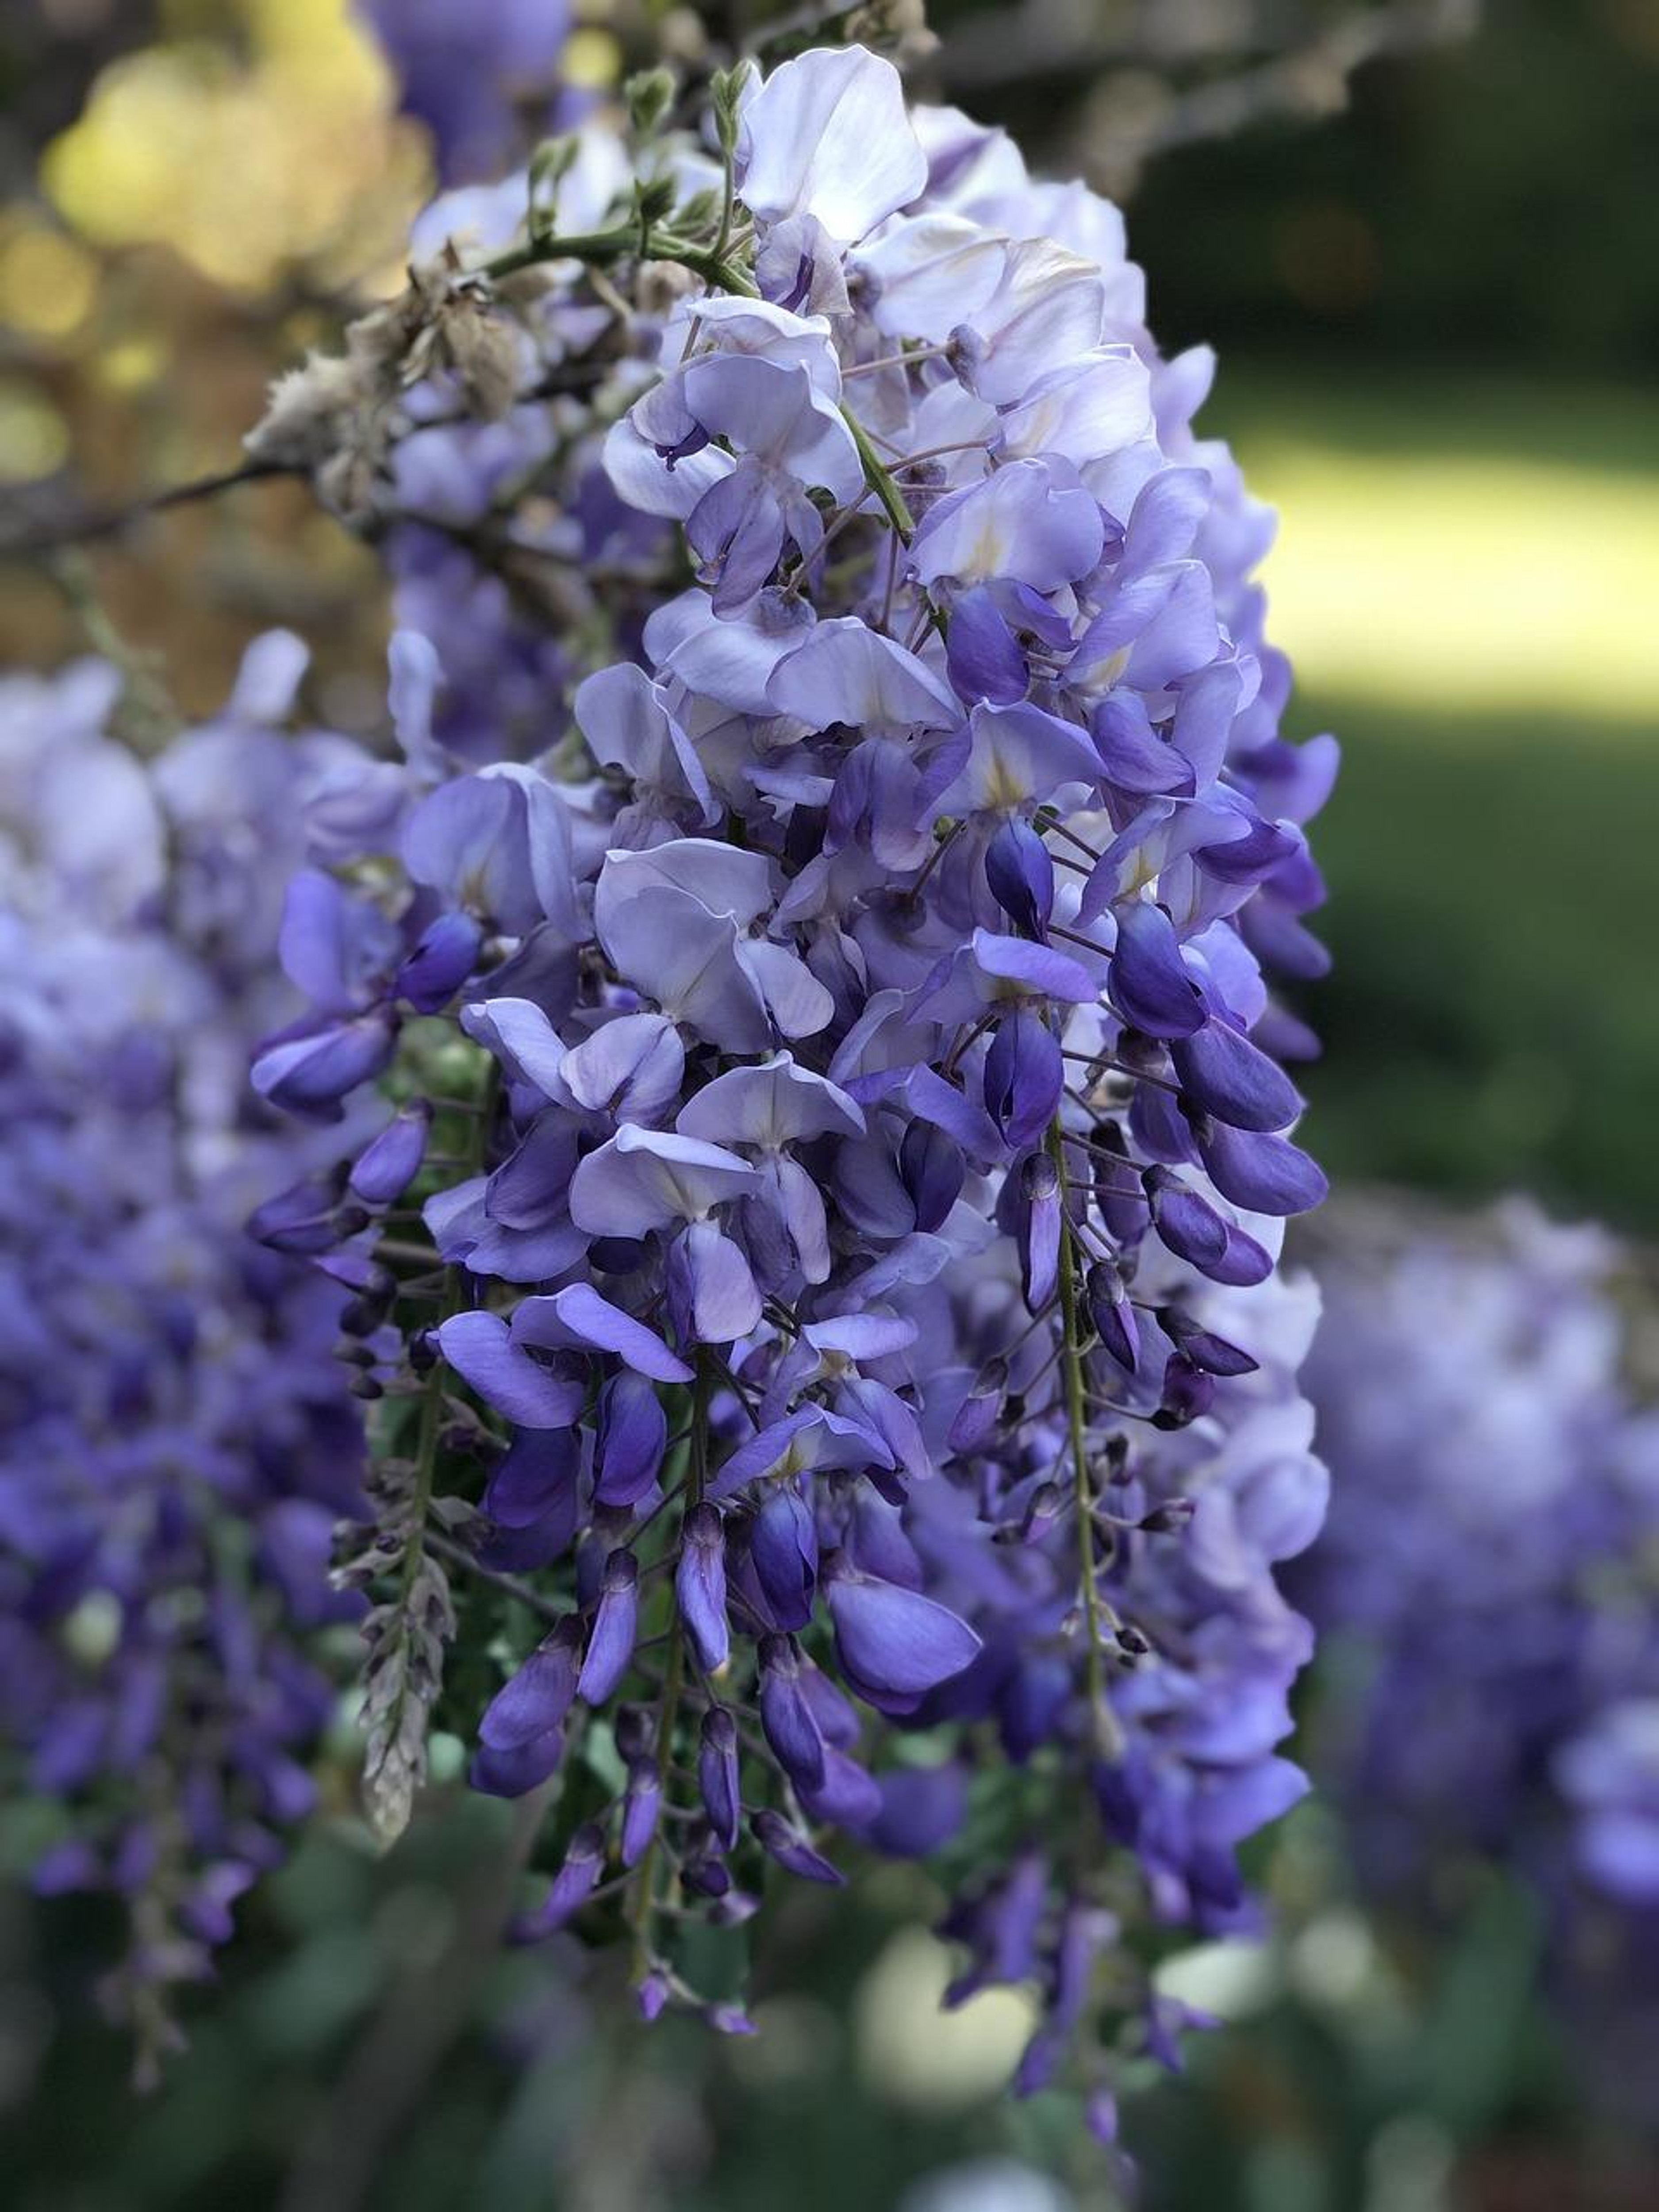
[1295,1199,1659,1932]
[249,44,1336,2110]
[0,640,397,2076]
[358,0,574,184]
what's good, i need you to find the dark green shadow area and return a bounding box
[1283,694,1659,1232]
[1212,365,1659,483]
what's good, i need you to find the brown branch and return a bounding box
[0,356,617,564]
[1,457,304,561]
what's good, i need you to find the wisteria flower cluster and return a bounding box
[0,641,403,2078]
[359,0,574,187]
[239,40,1336,2118]
[1295,1199,1659,1939]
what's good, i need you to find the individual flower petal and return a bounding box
[1172,1013,1304,1133]
[569,1125,760,1238]
[1194,1119,1328,1217]
[437,1310,584,1429]
[751,1483,819,1631]
[984,1011,1063,1149]
[737,46,927,244]
[753,1809,843,1886]
[595,1371,668,1508]
[699,1707,741,1851]
[825,1563,982,1705]
[349,1101,432,1206]
[1109,902,1205,1039]
[676,1502,730,1672]
[511,1285,694,1384]
[577,1550,639,1704]
[479,1622,582,1752]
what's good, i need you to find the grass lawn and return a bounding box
[1202,368,1659,1231]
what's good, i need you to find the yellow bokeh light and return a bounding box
[95,335,170,392]
[0,224,99,339]
[564,28,623,91]
[40,0,427,295]
[0,382,71,482]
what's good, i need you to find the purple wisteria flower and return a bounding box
[1294,1200,1659,1961]
[250,41,1336,2118]
[0,645,378,2080]
[357,0,574,184]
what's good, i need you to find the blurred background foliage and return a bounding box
[2,2,1656,2207]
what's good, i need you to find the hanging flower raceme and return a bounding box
[357,0,576,187]
[0,643,388,2082]
[253,42,1336,2113]
[1292,1200,1659,2026]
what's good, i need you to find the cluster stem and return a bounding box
[1047,1118,1124,1760]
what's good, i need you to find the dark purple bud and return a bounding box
[349,1100,432,1206]
[32,1839,102,1897]
[1014,2027,1064,2100]
[620,1763,661,1868]
[799,1746,883,1827]
[511,1822,605,1941]
[471,1726,566,1798]
[1108,901,1204,1038]
[957,1851,1047,1993]
[798,1659,862,1748]
[635,1967,670,2022]
[898,1118,966,1232]
[1153,1355,1215,1430]
[1159,1310,1258,1377]
[948,1359,1007,1455]
[698,1708,741,1850]
[479,1619,581,1753]
[577,1550,639,1705]
[860,1763,969,1857]
[681,1835,732,1898]
[1084,1262,1139,1371]
[1171,1016,1302,1133]
[758,1634,826,1791]
[1194,1118,1328,1217]
[1144,1167,1229,1275]
[675,1502,730,1672]
[753,1809,844,1886]
[1017,1148,1061,1312]
[1006,1480,1064,1546]
[1087,2088,1120,2145]
[475,1506,579,1577]
[252,1010,398,1119]
[339,1287,393,1336]
[247,1169,363,1256]
[946,584,1029,705]
[986,818,1055,940]
[984,1012,1062,1150]
[180,1863,256,1948]
[1211,1221,1275,1286]
[396,909,483,1012]
[482,1427,580,1536]
[1130,1076,1200,1166]
[594,1371,668,1509]
[750,1484,818,1631]
[824,1563,982,1710]
[614,1704,653,1766]
[1137,1497,1195,1534]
